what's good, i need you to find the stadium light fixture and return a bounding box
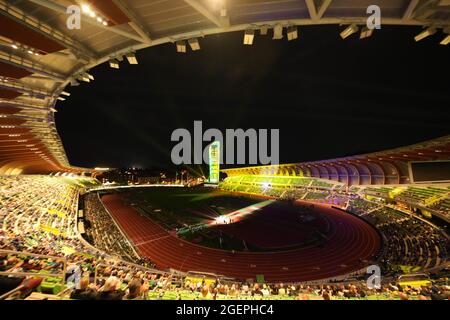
[441,34,450,45]
[440,28,450,45]
[340,24,359,39]
[414,27,436,42]
[61,91,71,96]
[216,215,231,225]
[126,53,138,64]
[79,74,90,83]
[70,79,80,86]
[176,41,187,53]
[57,97,66,101]
[360,27,374,39]
[243,29,255,45]
[260,26,269,35]
[188,38,201,51]
[82,4,90,13]
[109,59,120,69]
[273,24,284,40]
[287,26,298,41]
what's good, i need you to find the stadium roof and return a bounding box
[0,0,449,174]
[222,135,450,185]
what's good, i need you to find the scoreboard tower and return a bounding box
[208,141,220,184]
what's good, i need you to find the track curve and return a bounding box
[102,193,381,282]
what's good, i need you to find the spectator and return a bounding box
[97,276,125,300]
[70,277,98,300]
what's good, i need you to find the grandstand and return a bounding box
[221,177,450,222]
[0,0,449,302]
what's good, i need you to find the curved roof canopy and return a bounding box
[0,0,449,174]
[222,135,450,185]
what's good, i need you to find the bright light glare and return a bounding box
[216,215,231,224]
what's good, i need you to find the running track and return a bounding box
[102,194,381,282]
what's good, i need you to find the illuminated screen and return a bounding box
[208,141,220,184]
[410,161,450,182]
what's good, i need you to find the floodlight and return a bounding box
[243,29,255,45]
[188,38,201,51]
[360,27,374,39]
[273,24,283,39]
[441,34,450,45]
[82,5,90,13]
[176,41,187,53]
[414,27,436,42]
[340,24,359,39]
[109,59,119,69]
[287,26,298,41]
[126,53,138,64]
[260,26,269,35]
[440,29,450,45]
[79,74,90,82]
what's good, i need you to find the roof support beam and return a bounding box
[317,0,332,19]
[306,0,332,20]
[412,0,441,20]
[0,100,50,111]
[28,0,146,43]
[403,0,420,20]
[112,0,152,43]
[0,51,66,81]
[0,77,53,98]
[0,114,49,121]
[0,0,96,61]
[305,0,318,20]
[184,0,229,27]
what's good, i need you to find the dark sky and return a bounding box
[55,25,449,170]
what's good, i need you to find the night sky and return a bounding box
[55,25,449,170]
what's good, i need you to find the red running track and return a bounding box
[102,194,381,282]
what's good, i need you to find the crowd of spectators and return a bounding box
[83,193,137,262]
[180,279,450,300]
[347,201,449,273]
[0,175,449,300]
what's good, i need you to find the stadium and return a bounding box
[0,0,449,303]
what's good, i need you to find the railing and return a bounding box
[0,249,67,280]
[93,262,177,287]
[0,249,67,300]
